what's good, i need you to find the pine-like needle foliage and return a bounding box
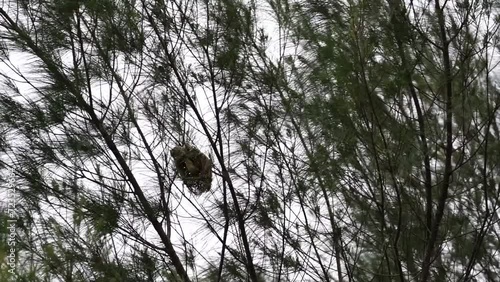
[1,0,500,281]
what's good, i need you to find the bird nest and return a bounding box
[170,145,212,195]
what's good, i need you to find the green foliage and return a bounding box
[1,0,500,281]
[85,200,120,235]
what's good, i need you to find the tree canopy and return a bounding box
[1,0,500,281]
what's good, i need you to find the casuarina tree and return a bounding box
[1,0,500,281]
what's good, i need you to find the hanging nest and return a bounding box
[170,145,212,195]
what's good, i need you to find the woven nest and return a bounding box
[170,145,212,195]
